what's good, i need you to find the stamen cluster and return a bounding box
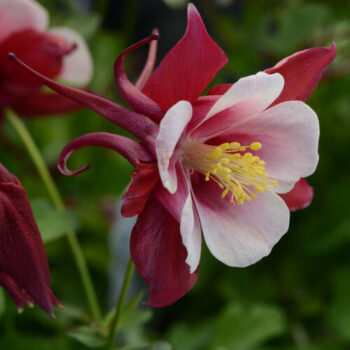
[183,140,279,205]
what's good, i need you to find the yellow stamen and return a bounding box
[250,142,262,150]
[182,140,278,205]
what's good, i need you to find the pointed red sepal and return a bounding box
[121,162,159,217]
[114,31,164,122]
[0,273,34,312]
[142,3,228,112]
[58,132,153,177]
[280,178,314,212]
[266,43,336,105]
[130,196,198,307]
[207,43,336,104]
[0,163,57,316]
[7,53,159,144]
[207,83,231,96]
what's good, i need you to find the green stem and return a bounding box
[5,109,102,323]
[106,258,135,349]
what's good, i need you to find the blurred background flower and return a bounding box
[0,0,349,349]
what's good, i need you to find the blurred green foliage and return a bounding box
[0,0,349,349]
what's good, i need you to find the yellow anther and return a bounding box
[243,152,253,159]
[254,185,265,192]
[209,147,222,159]
[219,143,230,150]
[250,142,262,150]
[230,142,241,149]
[221,158,229,164]
[221,188,229,198]
[182,139,278,206]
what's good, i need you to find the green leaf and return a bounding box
[58,13,101,39]
[168,303,286,350]
[118,341,172,350]
[67,325,106,348]
[211,303,286,349]
[30,198,75,243]
[150,341,172,350]
[162,0,187,9]
[327,268,350,340]
[257,3,329,55]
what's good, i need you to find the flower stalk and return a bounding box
[5,109,101,323]
[106,257,135,349]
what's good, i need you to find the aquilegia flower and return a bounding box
[0,163,59,316]
[0,0,92,117]
[8,4,336,306]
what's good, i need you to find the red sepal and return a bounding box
[280,178,314,212]
[207,44,336,104]
[121,162,159,217]
[266,43,336,105]
[130,196,198,307]
[142,4,227,112]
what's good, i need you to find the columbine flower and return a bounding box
[9,4,336,306]
[0,163,59,316]
[0,0,92,117]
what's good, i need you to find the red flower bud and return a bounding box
[0,163,59,317]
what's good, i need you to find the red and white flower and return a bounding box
[9,4,336,306]
[0,0,92,117]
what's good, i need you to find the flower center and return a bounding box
[182,140,279,205]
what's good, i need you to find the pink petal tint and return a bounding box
[0,163,59,316]
[8,4,336,307]
[0,0,92,115]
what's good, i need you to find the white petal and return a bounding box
[180,193,201,273]
[156,101,192,193]
[50,27,93,85]
[229,101,320,193]
[0,0,48,43]
[195,72,284,129]
[192,181,290,267]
